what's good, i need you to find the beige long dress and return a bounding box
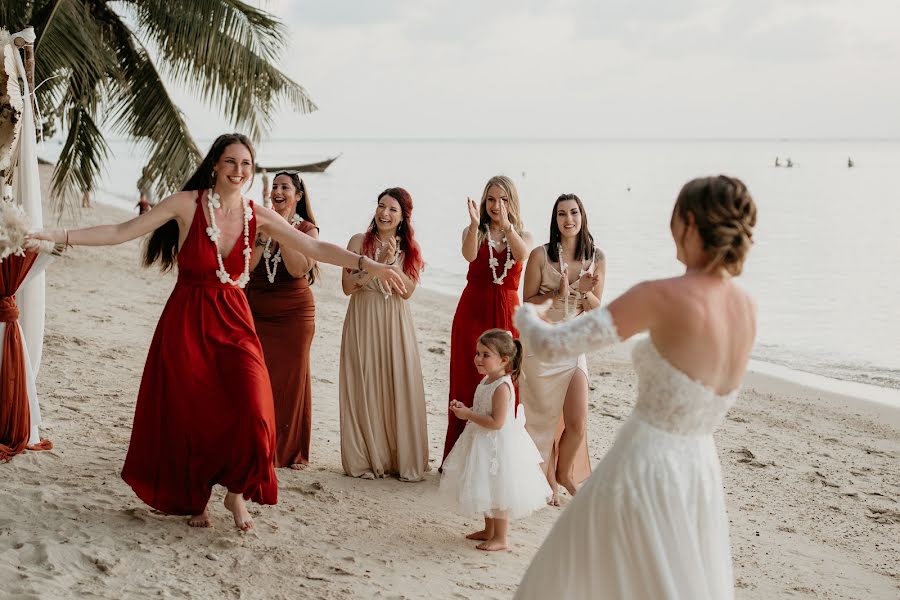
[520,245,596,486]
[339,255,429,481]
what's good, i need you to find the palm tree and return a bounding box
[0,1,316,213]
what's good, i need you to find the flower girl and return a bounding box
[440,329,552,551]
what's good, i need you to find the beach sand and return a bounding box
[2,167,898,599]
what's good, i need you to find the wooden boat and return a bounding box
[255,153,341,174]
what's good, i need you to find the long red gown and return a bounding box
[121,193,278,515]
[442,240,522,462]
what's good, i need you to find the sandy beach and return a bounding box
[1,168,898,599]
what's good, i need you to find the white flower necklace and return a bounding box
[487,229,515,285]
[557,243,592,317]
[263,213,303,283]
[205,189,253,288]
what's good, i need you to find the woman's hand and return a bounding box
[558,267,570,299]
[362,256,406,294]
[467,197,479,228]
[379,236,398,264]
[577,271,600,293]
[498,200,513,233]
[25,229,64,245]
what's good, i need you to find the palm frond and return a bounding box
[51,101,109,215]
[125,0,317,140]
[93,2,200,199]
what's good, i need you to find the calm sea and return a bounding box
[43,138,900,394]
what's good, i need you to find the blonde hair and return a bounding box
[478,329,523,382]
[476,175,524,247]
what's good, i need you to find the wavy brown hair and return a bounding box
[672,175,757,276]
[143,133,256,271]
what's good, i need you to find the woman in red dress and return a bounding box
[29,134,405,531]
[443,175,533,463]
[245,171,318,470]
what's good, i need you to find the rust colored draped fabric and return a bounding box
[1,250,51,461]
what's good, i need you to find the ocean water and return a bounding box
[41,138,900,392]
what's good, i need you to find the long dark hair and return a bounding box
[546,193,595,263]
[273,170,319,284]
[360,187,425,282]
[143,133,256,271]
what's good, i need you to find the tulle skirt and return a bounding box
[440,409,551,520]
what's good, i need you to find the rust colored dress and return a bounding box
[245,220,317,467]
[442,240,522,463]
[121,193,277,514]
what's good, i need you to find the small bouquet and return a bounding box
[0,197,55,262]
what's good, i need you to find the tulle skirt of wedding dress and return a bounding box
[515,413,734,600]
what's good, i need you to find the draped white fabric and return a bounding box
[11,28,46,377]
[5,27,49,445]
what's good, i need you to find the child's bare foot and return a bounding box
[224,492,254,531]
[557,474,578,497]
[548,491,561,507]
[476,539,508,552]
[289,463,308,471]
[465,529,492,541]
[187,508,211,528]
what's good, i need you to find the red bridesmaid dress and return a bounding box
[442,239,522,463]
[121,192,278,514]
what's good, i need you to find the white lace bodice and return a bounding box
[515,305,739,435]
[472,375,514,422]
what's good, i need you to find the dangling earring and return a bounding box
[209,169,217,189]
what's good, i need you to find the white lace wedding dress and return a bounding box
[513,305,738,600]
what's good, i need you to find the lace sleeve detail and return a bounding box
[514,304,620,361]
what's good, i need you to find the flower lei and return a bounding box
[263,213,303,283]
[205,189,253,288]
[557,243,591,318]
[487,231,515,285]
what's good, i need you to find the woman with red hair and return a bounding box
[339,187,429,481]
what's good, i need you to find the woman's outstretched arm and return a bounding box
[257,206,406,293]
[514,282,658,361]
[28,192,195,247]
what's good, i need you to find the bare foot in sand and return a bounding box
[358,471,375,480]
[476,539,508,552]
[548,491,561,507]
[466,529,493,541]
[188,508,211,528]
[224,492,254,531]
[557,474,578,497]
[289,463,308,471]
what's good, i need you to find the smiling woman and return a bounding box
[26,133,406,531]
[338,187,429,482]
[245,171,320,470]
[443,175,533,464]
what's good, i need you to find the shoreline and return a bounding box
[90,189,900,402]
[7,180,896,599]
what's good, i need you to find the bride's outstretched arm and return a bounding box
[514,304,620,361]
[514,282,657,361]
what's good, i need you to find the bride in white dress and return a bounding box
[513,175,758,600]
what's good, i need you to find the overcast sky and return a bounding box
[178,0,900,140]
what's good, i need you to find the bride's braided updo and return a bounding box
[673,175,757,276]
